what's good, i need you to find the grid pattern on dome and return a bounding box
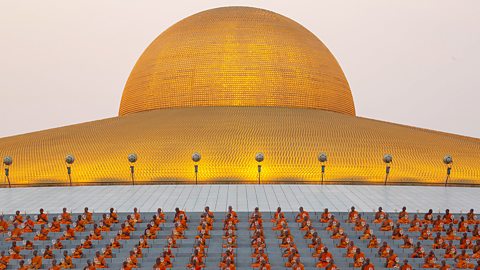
[119,7,355,116]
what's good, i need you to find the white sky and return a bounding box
[0,0,479,138]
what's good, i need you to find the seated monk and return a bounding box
[320,208,331,223]
[295,207,309,223]
[161,251,173,269]
[103,244,113,258]
[94,251,107,268]
[344,242,361,257]
[279,235,293,249]
[443,209,457,225]
[433,232,447,249]
[325,215,338,231]
[460,233,474,249]
[74,215,86,232]
[156,208,166,223]
[174,207,188,223]
[83,207,94,224]
[133,207,142,223]
[472,240,480,259]
[444,241,457,258]
[153,257,167,270]
[419,224,433,240]
[380,214,393,231]
[252,252,269,268]
[353,248,365,268]
[336,235,349,248]
[106,208,118,223]
[399,259,413,270]
[444,224,460,240]
[60,251,73,269]
[43,245,54,259]
[23,240,34,250]
[408,214,422,231]
[30,250,43,269]
[367,235,379,248]
[18,260,28,270]
[359,225,372,240]
[325,259,338,270]
[49,259,61,270]
[459,216,471,232]
[82,236,93,249]
[391,224,404,240]
[99,215,112,232]
[166,236,177,248]
[186,250,203,269]
[284,249,301,267]
[220,258,235,270]
[378,242,391,258]
[9,242,22,259]
[85,260,96,270]
[37,209,49,224]
[423,209,434,224]
[400,235,413,249]
[144,224,157,239]
[423,251,440,268]
[271,207,283,223]
[304,227,315,239]
[455,250,475,269]
[361,258,375,270]
[111,235,122,249]
[7,223,23,241]
[330,224,345,239]
[119,223,131,239]
[308,232,321,248]
[290,258,305,270]
[13,211,24,225]
[90,224,103,240]
[373,207,386,223]
[0,252,9,270]
[204,206,214,219]
[354,215,366,231]
[348,206,359,223]
[385,249,399,268]
[127,250,138,268]
[0,216,8,233]
[227,205,238,221]
[312,240,325,257]
[50,217,61,232]
[398,206,410,224]
[60,208,72,224]
[126,215,137,231]
[72,245,83,258]
[439,260,451,270]
[300,216,312,231]
[467,209,478,225]
[316,247,333,268]
[472,225,480,240]
[432,215,446,232]
[22,216,35,233]
[411,242,425,258]
[60,224,75,240]
[33,224,49,241]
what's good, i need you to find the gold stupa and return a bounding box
[1,7,479,187]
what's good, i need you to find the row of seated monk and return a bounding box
[0,206,479,269]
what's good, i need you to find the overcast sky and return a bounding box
[1,0,479,138]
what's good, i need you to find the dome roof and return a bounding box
[119,6,355,116]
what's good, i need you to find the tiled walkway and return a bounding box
[0,184,478,214]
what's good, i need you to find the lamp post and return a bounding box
[255,153,264,184]
[383,154,392,185]
[192,152,201,185]
[443,155,453,187]
[318,152,327,184]
[3,156,12,188]
[65,155,75,186]
[128,154,137,185]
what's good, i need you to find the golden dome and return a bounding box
[119,6,355,116]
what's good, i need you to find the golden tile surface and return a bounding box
[119,7,355,116]
[1,107,479,186]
